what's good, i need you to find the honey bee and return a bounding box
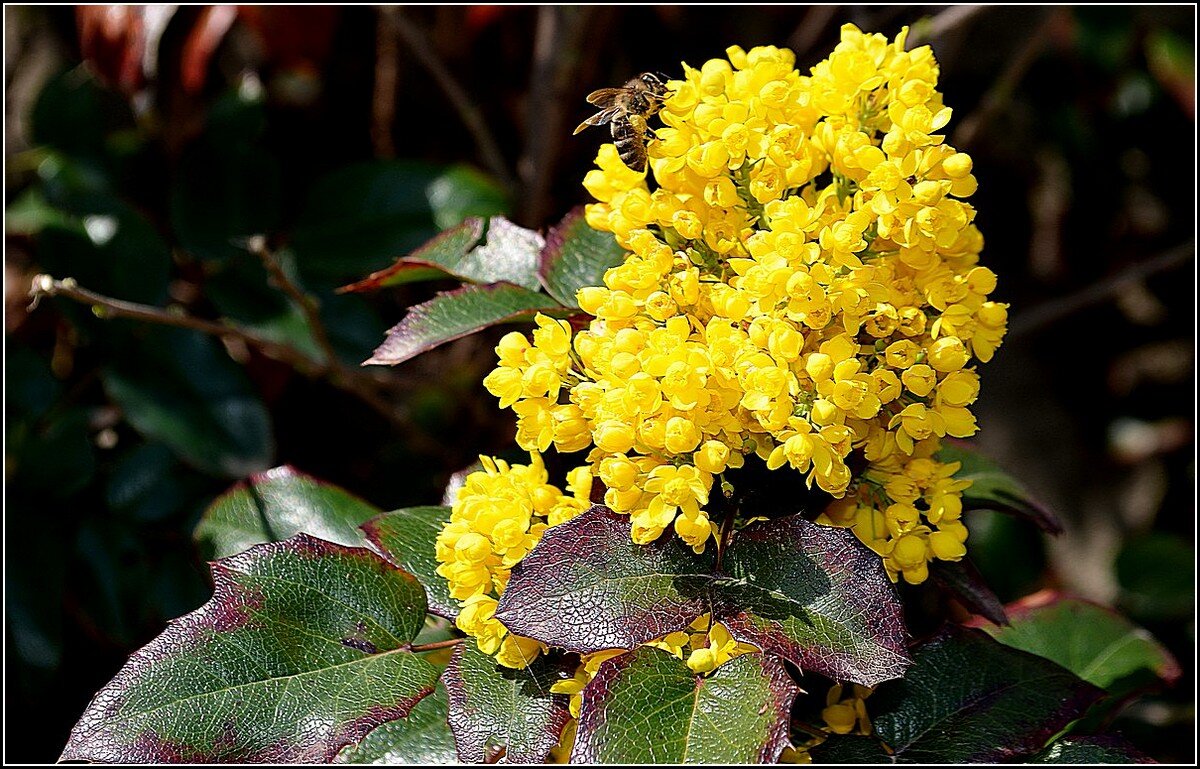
[573,72,670,172]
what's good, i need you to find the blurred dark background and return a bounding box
[4,5,1194,762]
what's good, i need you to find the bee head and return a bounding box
[639,71,670,97]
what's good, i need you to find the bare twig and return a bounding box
[409,637,465,653]
[953,7,1064,148]
[787,5,840,63]
[1008,240,1195,339]
[248,235,339,370]
[371,6,400,159]
[518,6,597,227]
[27,273,409,429]
[906,5,989,49]
[388,8,515,192]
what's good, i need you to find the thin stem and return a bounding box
[248,235,339,371]
[27,274,409,430]
[389,8,515,192]
[906,5,989,49]
[29,274,324,375]
[409,637,466,653]
[711,477,738,572]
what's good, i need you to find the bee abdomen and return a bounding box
[611,119,648,171]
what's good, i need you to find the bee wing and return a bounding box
[573,107,620,135]
[585,87,625,107]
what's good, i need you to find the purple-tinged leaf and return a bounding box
[362,506,458,620]
[865,626,1105,763]
[938,442,1063,533]
[338,217,485,293]
[537,206,627,308]
[340,216,544,294]
[495,507,908,688]
[929,557,1009,626]
[194,465,381,560]
[442,642,572,763]
[571,647,797,764]
[493,506,717,654]
[969,590,1181,698]
[717,514,910,686]
[334,683,457,765]
[60,534,437,763]
[365,282,566,366]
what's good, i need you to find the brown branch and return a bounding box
[906,5,990,49]
[1008,240,1195,339]
[953,7,1065,148]
[388,8,515,192]
[409,637,465,653]
[371,6,400,159]
[28,273,409,429]
[248,235,339,370]
[518,6,600,227]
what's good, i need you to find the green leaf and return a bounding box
[977,592,1180,699]
[342,217,544,293]
[442,642,571,763]
[863,627,1104,763]
[937,443,1062,533]
[194,465,382,560]
[496,507,909,687]
[362,506,457,620]
[60,534,437,763]
[290,161,507,282]
[365,282,565,366]
[334,684,457,765]
[106,442,201,522]
[102,327,273,478]
[1030,736,1154,764]
[426,165,509,230]
[572,648,797,763]
[718,513,910,686]
[494,506,718,653]
[1116,532,1195,621]
[538,207,627,307]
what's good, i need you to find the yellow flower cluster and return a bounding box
[435,454,591,668]
[550,614,759,716]
[821,683,873,735]
[484,26,1005,580]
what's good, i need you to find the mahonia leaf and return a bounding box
[929,557,1009,626]
[717,514,910,686]
[860,626,1104,763]
[938,443,1062,533]
[807,734,894,763]
[1029,736,1155,764]
[60,534,438,763]
[334,683,457,765]
[340,216,545,293]
[571,647,797,763]
[442,642,572,763]
[496,506,908,687]
[365,282,566,366]
[362,506,458,620]
[194,465,380,560]
[537,207,628,307]
[493,506,717,653]
[971,591,1180,698]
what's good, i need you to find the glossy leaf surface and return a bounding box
[362,506,457,620]
[61,535,437,763]
[571,647,797,764]
[334,684,457,765]
[365,282,564,366]
[194,465,381,560]
[442,642,571,763]
[538,207,627,307]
